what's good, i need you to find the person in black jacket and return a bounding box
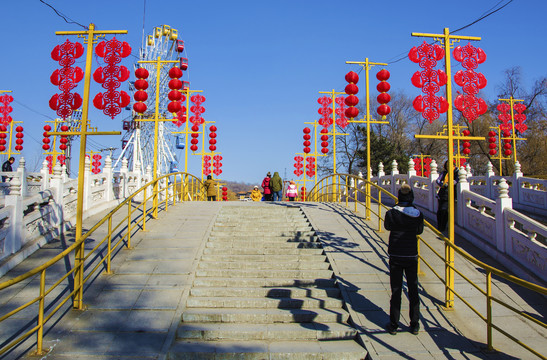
[384,184,424,335]
[2,157,14,182]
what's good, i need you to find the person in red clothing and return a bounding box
[261,172,272,201]
[384,184,424,335]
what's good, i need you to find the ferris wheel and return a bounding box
[115,24,188,176]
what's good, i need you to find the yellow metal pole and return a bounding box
[36,270,46,355]
[152,57,161,218]
[107,216,112,273]
[143,187,147,231]
[127,201,132,248]
[486,270,493,351]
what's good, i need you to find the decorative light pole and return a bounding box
[411,28,486,310]
[344,60,390,219]
[497,96,527,164]
[48,24,126,312]
[0,91,24,159]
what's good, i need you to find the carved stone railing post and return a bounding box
[49,164,64,227]
[513,161,523,206]
[18,157,28,198]
[429,160,438,212]
[407,158,416,179]
[378,162,385,178]
[485,162,495,199]
[457,167,469,227]
[120,158,129,198]
[465,163,472,178]
[4,174,23,254]
[40,160,50,191]
[391,160,399,195]
[495,178,512,253]
[103,155,113,202]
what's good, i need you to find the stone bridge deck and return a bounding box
[0,201,545,359]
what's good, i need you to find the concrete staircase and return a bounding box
[169,204,366,359]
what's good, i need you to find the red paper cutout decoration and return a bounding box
[335,96,348,128]
[0,93,14,124]
[93,37,131,119]
[317,96,333,128]
[513,103,527,134]
[189,95,206,152]
[303,127,311,154]
[294,156,304,177]
[409,41,448,123]
[213,155,223,176]
[92,154,102,174]
[453,43,487,122]
[306,157,316,178]
[57,154,66,166]
[203,155,211,176]
[376,69,391,118]
[133,67,149,113]
[46,155,53,174]
[49,40,84,120]
[344,71,359,119]
[413,157,432,177]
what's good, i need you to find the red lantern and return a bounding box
[135,68,149,79]
[344,71,359,119]
[190,145,198,152]
[376,69,391,118]
[133,102,147,113]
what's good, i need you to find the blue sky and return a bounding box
[1,0,545,184]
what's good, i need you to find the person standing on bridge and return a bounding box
[261,172,272,201]
[2,157,15,182]
[270,171,283,201]
[436,161,459,232]
[286,180,298,201]
[203,175,217,201]
[251,185,262,201]
[384,184,424,335]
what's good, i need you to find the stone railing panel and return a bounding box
[461,190,497,247]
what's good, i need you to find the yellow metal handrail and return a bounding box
[308,173,547,359]
[0,172,204,356]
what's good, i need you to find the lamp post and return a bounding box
[498,96,527,164]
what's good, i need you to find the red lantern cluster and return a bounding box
[208,125,217,152]
[0,93,14,124]
[344,71,359,119]
[0,124,7,152]
[57,154,66,166]
[306,157,316,177]
[303,127,311,154]
[59,125,69,151]
[92,38,131,119]
[488,130,497,156]
[514,103,527,134]
[320,128,329,154]
[92,154,102,174]
[190,94,206,152]
[203,155,211,177]
[294,156,304,177]
[133,68,149,114]
[14,125,24,151]
[49,40,84,120]
[318,96,333,128]
[168,67,185,114]
[42,125,52,151]
[496,103,514,157]
[461,129,471,155]
[376,69,391,117]
[46,155,53,174]
[413,157,432,177]
[453,43,487,122]
[335,96,348,128]
[222,186,228,201]
[501,127,512,157]
[213,155,223,176]
[409,42,448,123]
[300,186,306,201]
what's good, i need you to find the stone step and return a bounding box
[200,254,326,262]
[208,234,318,242]
[202,247,324,255]
[209,230,316,237]
[186,296,344,309]
[193,277,336,288]
[197,261,329,270]
[205,241,322,250]
[182,308,350,323]
[176,322,357,341]
[195,268,333,278]
[169,339,366,359]
[189,286,340,298]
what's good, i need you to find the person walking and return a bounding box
[286,180,298,201]
[203,175,217,201]
[250,186,262,201]
[261,172,272,201]
[384,184,424,335]
[270,171,283,201]
[2,157,14,182]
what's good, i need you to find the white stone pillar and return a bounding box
[391,160,399,195]
[378,162,385,178]
[103,155,113,202]
[120,157,129,199]
[512,161,523,206]
[18,157,28,198]
[456,167,469,227]
[40,159,50,191]
[4,174,23,254]
[83,156,91,211]
[50,164,64,226]
[429,160,438,212]
[408,158,416,178]
[486,162,495,199]
[495,178,512,253]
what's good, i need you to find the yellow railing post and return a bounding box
[106,216,112,274]
[127,201,132,249]
[165,180,169,210]
[345,176,348,207]
[487,271,493,351]
[377,191,382,232]
[142,187,147,231]
[35,270,46,355]
[173,175,177,205]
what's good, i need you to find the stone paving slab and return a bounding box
[300,201,546,360]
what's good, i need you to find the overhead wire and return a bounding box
[38,0,87,30]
